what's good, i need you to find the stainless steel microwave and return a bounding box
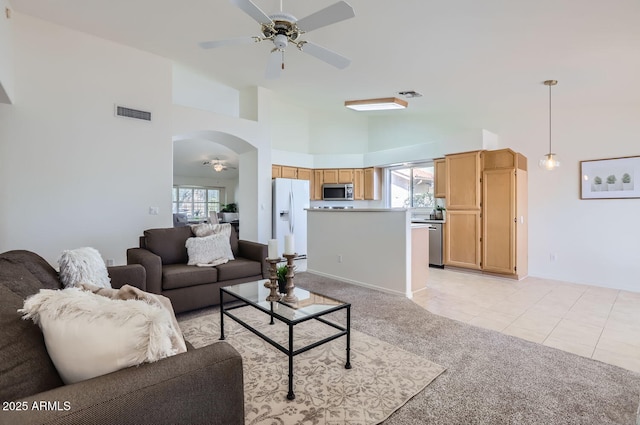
[322,183,354,201]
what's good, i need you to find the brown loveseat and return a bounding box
[0,250,244,425]
[127,225,269,313]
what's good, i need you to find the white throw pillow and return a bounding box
[19,288,179,384]
[58,247,111,288]
[186,233,235,266]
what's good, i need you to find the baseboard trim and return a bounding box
[305,269,410,298]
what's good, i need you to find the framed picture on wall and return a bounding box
[580,155,640,199]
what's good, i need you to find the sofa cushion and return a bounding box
[20,287,183,384]
[144,227,193,265]
[162,264,218,290]
[0,284,64,402]
[215,258,262,281]
[229,226,239,257]
[0,250,62,290]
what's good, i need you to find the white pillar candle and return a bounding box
[284,234,295,255]
[268,239,278,260]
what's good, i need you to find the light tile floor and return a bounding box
[411,268,640,373]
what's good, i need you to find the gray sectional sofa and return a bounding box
[127,225,269,313]
[0,250,245,425]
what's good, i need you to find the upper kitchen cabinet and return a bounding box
[323,169,339,184]
[312,169,324,200]
[482,149,528,279]
[445,151,482,209]
[434,158,446,198]
[281,166,298,179]
[297,168,312,181]
[364,167,381,200]
[338,169,354,183]
[353,168,364,200]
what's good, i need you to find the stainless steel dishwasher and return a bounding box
[428,222,444,267]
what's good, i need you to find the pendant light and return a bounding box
[539,80,561,171]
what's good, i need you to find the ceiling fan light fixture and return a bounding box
[213,163,224,172]
[344,97,408,111]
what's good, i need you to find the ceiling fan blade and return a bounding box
[198,37,256,49]
[300,42,351,69]
[230,0,273,25]
[295,1,355,33]
[265,50,283,79]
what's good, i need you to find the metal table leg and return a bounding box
[219,289,225,340]
[345,305,352,369]
[287,323,295,400]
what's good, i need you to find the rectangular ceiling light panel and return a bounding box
[344,97,408,111]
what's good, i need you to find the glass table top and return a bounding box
[222,280,348,322]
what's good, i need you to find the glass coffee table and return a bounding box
[220,281,351,400]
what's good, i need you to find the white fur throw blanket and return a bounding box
[20,286,186,384]
[58,247,111,288]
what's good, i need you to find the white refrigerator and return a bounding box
[272,178,310,259]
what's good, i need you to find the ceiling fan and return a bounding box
[202,158,237,172]
[199,0,355,79]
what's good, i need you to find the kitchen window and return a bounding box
[172,186,225,219]
[388,163,435,209]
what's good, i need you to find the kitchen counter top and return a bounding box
[307,208,407,212]
[411,218,446,224]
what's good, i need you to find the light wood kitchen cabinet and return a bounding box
[313,169,324,200]
[445,151,482,209]
[323,169,339,184]
[364,167,381,200]
[444,210,482,270]
[482,149,528,279]
[272,165,281,179]
[296,168,312,181]
[444,150,482,270]
[434,158,446,198]
[353,168,364,200]
[281,166,298,179]
[338,169,354,183]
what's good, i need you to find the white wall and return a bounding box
[172,63,239,117]
[0,0,15,103]
[0,13,173,266]
[499,104,640,292]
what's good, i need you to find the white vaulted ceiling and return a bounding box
[10,0,640,132]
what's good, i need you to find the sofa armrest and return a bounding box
[126,248,162,295]
[8,341,244,425]
[238,240,269,278]
[107,264,146,291]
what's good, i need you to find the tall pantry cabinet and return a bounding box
[443,148,528,279]
[482,149,528,279]
[444,151,483,270]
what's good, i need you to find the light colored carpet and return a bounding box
[179,306,445,425]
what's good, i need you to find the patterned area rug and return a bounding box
[179,307,445,425]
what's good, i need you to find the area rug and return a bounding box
[179,306,445,425]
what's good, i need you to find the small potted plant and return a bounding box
[277,265,288,293]
[622,173,633,190]
[593,176,602,191]
[606,174,617,191]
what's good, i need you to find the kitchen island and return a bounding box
[306,208,429,298]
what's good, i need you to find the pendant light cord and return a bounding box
[548,82,552,155]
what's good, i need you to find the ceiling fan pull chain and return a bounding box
[282,50,285,70]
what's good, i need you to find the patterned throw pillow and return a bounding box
[185,233,235,266]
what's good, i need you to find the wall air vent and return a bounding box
[115,105,151,122]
